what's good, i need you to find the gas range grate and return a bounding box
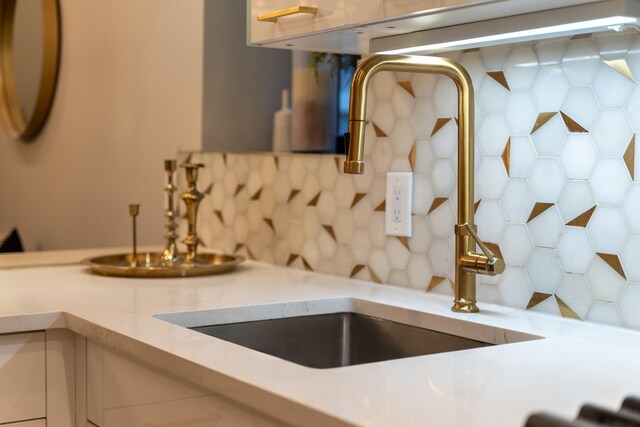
[525,397,640,426]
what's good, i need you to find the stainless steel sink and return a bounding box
[191,312,490,369]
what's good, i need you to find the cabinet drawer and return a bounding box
[250,0,345,44]
[0,332,46,424]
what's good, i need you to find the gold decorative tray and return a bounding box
[85,252,244,278]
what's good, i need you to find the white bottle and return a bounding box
[272,89,292,152]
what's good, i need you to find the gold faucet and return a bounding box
[343,55,505,313]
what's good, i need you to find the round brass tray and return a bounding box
[85,252,244,278]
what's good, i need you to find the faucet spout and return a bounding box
[343,55,504,313]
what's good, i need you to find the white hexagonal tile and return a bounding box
[499,224,533,267]
[333,210,356,246]
[501,179,536,224]
[371,103,395,137]
[529,295,561,316]
[526,248,562,294]
[371,71,397,101]
[587,255,627,302]
[478,115,510,157]
[621,234,640,282]
[412,176,435,215]
[476,157,508,200]
[509,136,536,179]
[411,73,437,98]
[587,206,629,253]
[561,38,601,87]
[556,273,593,320]
[623,184,640,232]
[505,92,538,135]
[594,31,635,60]
[475,199,506,243]
[406,254,433,290]
[479,77,510,114]
[334,175,356,209]
[318,157,338,190]
[557,227,595,274]
[285,221,305,254]
[390,119,414,157]
[535,38,567,66]
[460,49,487,86]
[410,99,437,138]
[497,266,533,308]
[432,77,458,117]
[590,158,632,205]
[303,208,320,239]
[247,202,263,232]
[625,86,640,132]
[531,113,567,157]
[333,244,356,278]
[371,140,394,174]
[529,159,566,203]
[585,302,623,327]
[368,248,390,283]
[561,87,600,132]
[430,159,456,197]
[409,215,432,254]
[386,237,412,270]
[427,199,455,238]
[301,240,320,270]
[287,157,306,185]
[592,109,633,157]
[592,63,634,109]
[557,181,596,224]
[503,45,539,91]
[532,66,569,111]
[414,138,435,177]
[316,192,337,223]
[369,213,387,249]
[387,270,410,287]
[271,204,290,235]
[430,119,457,159]
[390,85,415,119]
[559,134,598,180]
[528,205,563,249]
[481,44,512,70]
[619,282,640,329]
[428,237,453,277]
[259,187,276,218]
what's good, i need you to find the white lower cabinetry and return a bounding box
[86,340,287,427]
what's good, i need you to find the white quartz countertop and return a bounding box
[1,249,639,427]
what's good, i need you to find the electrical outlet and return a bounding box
[385,172,412,237]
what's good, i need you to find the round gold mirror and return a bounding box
[0,0,60,141]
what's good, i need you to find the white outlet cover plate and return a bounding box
[385,172,412,237]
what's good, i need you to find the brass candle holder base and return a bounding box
[85,252,244,278]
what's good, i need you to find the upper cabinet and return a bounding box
[248,0,634,54]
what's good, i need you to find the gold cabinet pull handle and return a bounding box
[257,6,318,23]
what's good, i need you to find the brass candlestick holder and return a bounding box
[84,159,244,278]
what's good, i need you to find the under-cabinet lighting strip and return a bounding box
[378,16,639,54]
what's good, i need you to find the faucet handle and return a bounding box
[457,223,505,276]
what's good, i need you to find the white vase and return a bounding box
[291,51,338,153]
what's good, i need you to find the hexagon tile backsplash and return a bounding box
[181,31,640,330]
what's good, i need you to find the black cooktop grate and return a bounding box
[525,396,640,426]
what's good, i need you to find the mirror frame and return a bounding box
[0,0,60,141]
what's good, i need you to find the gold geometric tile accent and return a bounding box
[398,80,416,97]
[288,189,300,202]
[567,206,597,227]
[246,247,256,261]
[234,184,245,197]
[526,292,552,309]
[431,118,452,137]
[351,193,366,208]
[624,135,635,180]
[555,295,580,320]
[322,225,337,242]
[374,201,386,212]
[502,137,511,176]
[409,141,416,172]
[604,58,635,82]
[462,47,480,53]
[571,33,592,40]
[373,122,388,137]
[527,202,554,223]
[263,218,275,232]
[396,236,410,251]
[560,111,588,133]
[274,156,279,169]
[368,266,383,284]
[286,254,299,266]
[486,71,510,91]
[234,243,244,253]
[222,153,228,165]
[204,182,213,195]
[301,256,313,271]
[185,153,193,163]
[350,264,366,278]
[474,200,481,214]
[250,188,262,200]
[530,112,557,134]
[427,276,447,292]
[307,191,321,206]
[214,210,224,224]
[427,197,448,214]
[333,156,341,171]
[484,242,503,260]
[597,253,627,280]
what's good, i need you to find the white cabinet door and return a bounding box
[0,332,46,424]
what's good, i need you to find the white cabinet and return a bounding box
[0,332,46,424]
[86,340,286,427]
[248,0,607,53]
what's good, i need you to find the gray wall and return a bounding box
[202,0,291,152]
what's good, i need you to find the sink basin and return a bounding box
[156,298,540,369]
[191,312,490,368]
